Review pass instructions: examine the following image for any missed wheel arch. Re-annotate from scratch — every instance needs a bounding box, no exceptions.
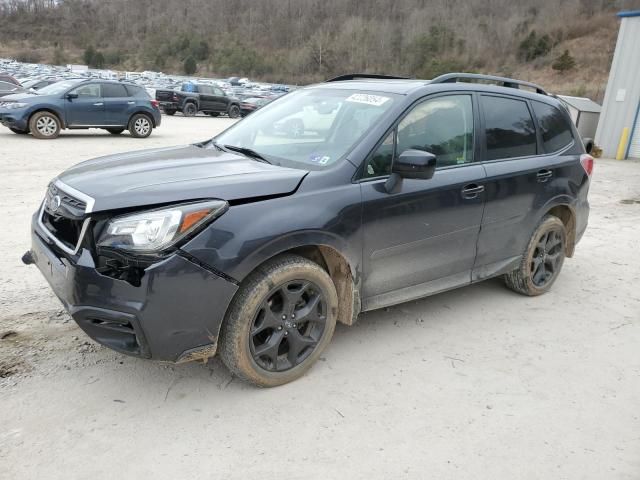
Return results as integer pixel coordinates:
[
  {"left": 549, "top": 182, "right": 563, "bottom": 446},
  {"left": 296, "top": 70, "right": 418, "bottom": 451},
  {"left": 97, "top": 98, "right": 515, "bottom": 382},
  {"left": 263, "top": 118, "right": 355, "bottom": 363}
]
[
  {"left": 28, "top": 107, "right": 65, "bottom": 128},
  {"left": 232, "top": 239, "right": 361, "bottom": 327},
  {"left": 540, "top": 199, "right": 577, "bottom": 257},
  {"left": 130, "top": 110, "right": 156, "bottom": 127}
]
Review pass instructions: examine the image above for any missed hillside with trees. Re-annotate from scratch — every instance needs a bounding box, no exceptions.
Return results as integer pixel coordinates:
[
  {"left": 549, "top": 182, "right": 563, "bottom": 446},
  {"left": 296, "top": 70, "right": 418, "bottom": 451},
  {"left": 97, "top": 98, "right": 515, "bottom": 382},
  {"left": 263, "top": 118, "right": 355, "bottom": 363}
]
[{"left": 0, "top": 0, "right": 636, "bottom": 100}]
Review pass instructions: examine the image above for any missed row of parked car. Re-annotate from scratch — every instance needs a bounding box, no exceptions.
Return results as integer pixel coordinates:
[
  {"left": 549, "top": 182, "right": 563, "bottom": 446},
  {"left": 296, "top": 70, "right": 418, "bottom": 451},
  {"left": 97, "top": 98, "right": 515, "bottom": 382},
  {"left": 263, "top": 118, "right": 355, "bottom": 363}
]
[{"left": 0, "top": 59, "right": 291, "bottom": 139}]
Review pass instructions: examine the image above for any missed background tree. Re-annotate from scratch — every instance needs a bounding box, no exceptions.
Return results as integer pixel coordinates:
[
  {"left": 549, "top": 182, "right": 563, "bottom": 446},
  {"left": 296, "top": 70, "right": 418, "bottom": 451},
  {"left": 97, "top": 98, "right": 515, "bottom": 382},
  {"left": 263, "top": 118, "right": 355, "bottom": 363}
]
[
  {"left": 183, "top": 55, "right": 197, "bottom": 75},
  {"left": 552, "top": 50, "right": 576, "bottom": 72}
]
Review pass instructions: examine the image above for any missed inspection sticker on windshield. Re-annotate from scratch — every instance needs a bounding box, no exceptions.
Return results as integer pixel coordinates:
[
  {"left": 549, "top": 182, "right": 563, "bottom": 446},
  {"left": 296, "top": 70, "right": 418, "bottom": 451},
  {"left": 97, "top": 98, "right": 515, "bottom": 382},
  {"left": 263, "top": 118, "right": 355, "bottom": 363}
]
[{"left": 345, "top": 93, "right": 390, "bottom": 106}]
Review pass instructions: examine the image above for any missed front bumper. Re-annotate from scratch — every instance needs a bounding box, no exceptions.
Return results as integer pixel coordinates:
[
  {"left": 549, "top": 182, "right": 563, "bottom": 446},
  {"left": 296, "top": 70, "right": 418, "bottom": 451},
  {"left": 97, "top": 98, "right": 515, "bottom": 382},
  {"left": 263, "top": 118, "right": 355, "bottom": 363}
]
[
  {"left": 29, "top": 218, "right": 238, "bottom": 362},
  {"left": 0, "top": 109, "right": 29, "bottom": 130}
]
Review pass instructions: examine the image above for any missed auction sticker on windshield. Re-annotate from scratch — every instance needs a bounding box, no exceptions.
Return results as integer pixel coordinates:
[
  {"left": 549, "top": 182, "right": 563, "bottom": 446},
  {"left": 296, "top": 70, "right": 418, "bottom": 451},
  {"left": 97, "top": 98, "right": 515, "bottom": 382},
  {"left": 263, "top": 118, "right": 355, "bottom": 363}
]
[{"left": 345, "top": 93, "right": 390, "bottom": 106}]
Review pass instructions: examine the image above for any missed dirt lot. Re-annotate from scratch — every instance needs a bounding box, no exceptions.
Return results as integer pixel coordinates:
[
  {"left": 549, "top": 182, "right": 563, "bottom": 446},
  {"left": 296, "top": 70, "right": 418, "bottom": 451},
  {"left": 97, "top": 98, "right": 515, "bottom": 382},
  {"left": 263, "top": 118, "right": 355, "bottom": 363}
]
[{"left": 1, "top": 115, "right": 639, "bottom": 479}]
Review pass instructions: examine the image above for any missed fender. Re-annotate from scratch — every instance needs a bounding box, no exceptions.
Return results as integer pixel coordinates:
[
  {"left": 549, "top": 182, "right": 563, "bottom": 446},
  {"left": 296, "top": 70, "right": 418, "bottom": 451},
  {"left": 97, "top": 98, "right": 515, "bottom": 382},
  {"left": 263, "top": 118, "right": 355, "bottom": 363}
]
[
  {"left": 26, "top": 104, "right": 67, "bottom": 128},
  {"left": 181, "top": 182, "right": 364, "bottom": 284}
]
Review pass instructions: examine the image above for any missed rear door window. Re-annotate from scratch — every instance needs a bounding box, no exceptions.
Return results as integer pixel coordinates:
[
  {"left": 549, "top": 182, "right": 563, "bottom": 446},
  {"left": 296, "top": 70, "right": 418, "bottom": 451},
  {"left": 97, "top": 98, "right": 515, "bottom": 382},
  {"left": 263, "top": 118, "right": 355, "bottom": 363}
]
[
  {"left": 532, "top": 101, "right": 574, "bottom": 152},
  {"left": 481, "top": 95, "right": 536, "bottom": 160}
]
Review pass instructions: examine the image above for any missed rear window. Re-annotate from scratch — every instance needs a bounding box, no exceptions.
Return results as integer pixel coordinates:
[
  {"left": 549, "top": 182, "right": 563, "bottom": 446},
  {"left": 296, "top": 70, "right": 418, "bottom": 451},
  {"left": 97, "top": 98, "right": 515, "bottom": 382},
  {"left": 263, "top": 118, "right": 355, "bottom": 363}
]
[
  {"left": 102, "top": 83, "right": 128, "bottom": 98},
  {"left": 482, "top": 95, "right": 537, "bottom": 160},
  {"left": 125, "top": 84, "right": 150, "bottom": 98},
  {"left": 532, "top": 101, "right": 574, "bottom": 152}
]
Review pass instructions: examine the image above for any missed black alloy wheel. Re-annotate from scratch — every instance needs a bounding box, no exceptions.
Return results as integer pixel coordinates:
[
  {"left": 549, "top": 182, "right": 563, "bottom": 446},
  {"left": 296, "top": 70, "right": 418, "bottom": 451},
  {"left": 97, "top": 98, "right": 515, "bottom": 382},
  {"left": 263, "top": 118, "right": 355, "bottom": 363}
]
[
  {"left": 530, "top": 228, "right": 563, "bottom": 287},
  {"left": 249, "top": 280, "right": 327, "bottom": 372}
]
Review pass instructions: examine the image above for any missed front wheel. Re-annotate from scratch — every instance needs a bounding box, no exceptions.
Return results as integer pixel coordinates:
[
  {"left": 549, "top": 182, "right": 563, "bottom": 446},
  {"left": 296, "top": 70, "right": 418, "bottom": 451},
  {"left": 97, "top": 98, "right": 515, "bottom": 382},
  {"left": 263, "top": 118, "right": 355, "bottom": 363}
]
[
  {"left": 128, "top": 114, "right": 153, "bottom": 138},
  {"left": 504, "top": 215, "right": 566, "bottom": 296},
  {"left": 227, "top": 104, "right": 240, "bottom": 119},
  {"left": 219, "top": 254, "right": 338, "bottom": 387},
  {"left": 29, "top": 111, "right": 61, "bottom": 139}
]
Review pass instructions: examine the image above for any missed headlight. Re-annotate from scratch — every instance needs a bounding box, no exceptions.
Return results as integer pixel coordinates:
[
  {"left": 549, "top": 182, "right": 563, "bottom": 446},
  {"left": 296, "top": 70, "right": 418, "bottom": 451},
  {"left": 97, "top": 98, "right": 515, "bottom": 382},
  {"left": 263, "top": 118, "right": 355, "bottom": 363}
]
[
  {"left": 97, "top": 200, "right": 227, "bottom": 253},
  {"left": 1, "top": 102, "right": 28, "bottom": 109}
]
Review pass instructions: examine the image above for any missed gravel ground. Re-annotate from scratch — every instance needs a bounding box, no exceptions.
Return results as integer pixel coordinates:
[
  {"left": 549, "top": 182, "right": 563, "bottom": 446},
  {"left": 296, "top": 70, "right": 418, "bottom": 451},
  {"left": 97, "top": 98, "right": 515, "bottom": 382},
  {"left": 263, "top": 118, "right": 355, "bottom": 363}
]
[{"left": 1, "top": 115, "right": 639, "bottom": 479}]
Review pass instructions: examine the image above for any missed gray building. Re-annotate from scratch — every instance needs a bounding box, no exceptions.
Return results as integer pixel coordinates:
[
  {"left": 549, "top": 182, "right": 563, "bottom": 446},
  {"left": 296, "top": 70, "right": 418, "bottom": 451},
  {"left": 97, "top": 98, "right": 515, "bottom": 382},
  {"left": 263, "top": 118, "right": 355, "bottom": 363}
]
[{"left": 595, "top": 10, "right": 640, "bottom": 159}]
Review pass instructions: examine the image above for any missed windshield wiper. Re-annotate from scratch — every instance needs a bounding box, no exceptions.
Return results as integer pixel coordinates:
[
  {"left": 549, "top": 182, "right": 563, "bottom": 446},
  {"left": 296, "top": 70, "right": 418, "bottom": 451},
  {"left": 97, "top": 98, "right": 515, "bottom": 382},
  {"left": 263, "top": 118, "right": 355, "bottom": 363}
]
[{"left": 223, "top": 144, "right": 271, "bottom": 164}]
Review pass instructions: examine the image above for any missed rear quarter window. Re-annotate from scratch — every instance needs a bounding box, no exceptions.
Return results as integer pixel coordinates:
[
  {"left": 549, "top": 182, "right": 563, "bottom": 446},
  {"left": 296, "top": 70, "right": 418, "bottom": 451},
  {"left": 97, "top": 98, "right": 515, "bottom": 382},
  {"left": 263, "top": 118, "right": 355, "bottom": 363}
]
[
  {"left": 125, "top": 85, "right": 150, "bottom": 98},
  {"left": 532, "top": 101, "right": 574, "bottom": 152}
]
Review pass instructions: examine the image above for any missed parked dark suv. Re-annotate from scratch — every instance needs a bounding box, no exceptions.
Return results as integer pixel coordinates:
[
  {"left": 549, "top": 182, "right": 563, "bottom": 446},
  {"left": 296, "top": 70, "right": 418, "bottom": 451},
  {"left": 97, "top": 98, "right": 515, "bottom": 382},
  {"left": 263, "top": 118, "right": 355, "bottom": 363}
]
[
  {"left": 0, "top": 79, "right": 161, "bottom": 139},
  {"left": 24, "top": 73, "right": 593, "bottom": 386}
]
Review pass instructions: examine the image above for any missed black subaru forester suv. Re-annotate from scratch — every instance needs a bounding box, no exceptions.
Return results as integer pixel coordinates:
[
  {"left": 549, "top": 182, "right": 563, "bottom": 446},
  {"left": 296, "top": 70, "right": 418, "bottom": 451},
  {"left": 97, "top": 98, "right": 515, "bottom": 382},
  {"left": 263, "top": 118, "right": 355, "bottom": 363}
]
[{"left": 24, "top": 73, "right": 593, "bottom": 386}]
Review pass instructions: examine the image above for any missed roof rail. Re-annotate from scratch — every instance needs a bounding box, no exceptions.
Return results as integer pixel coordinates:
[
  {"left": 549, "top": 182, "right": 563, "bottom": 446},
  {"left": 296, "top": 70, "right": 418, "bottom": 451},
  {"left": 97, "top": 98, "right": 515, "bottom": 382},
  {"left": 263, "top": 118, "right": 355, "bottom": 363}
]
[
  {"left": 326, "top": 73, "right": 410, "bottom": 82},
  {"left": 430, "top": 73, "right": 548, "bottom": 95}
]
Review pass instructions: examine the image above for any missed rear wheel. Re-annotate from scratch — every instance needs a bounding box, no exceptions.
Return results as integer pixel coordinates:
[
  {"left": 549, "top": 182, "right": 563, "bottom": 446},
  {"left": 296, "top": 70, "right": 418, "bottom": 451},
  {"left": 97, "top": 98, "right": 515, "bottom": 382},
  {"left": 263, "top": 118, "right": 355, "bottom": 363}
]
[
  {"left": 219, "top": 254, "right": 338, "bottom": 387},
  {"left": 228, "top": 104, "right": 240, "bottom": 119},
  {"left": 182, "top": 102, "right": 197, "bottom": 117},
  {"left": 504, "top": 215, "right": 566, "bottom": 296},
  {"left": 106, "top": 128, "right": 125, "bottom": 135},
  {"left": 29, "top": 111, "right": 61, "bottom": 139},
  {"left": 128, "top": 114, "right": 153, "bottom": 138},
  {"left": 9, "top": 127, "right": 29, "bottom": 135}
]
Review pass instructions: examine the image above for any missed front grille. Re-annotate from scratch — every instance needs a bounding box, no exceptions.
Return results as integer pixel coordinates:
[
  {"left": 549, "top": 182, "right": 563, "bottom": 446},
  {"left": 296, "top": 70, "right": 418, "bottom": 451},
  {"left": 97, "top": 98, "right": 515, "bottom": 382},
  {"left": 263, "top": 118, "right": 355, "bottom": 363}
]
[
  {"left": 39, "top": 182, "right": 91, "bottom": 254},
  {"left": 41, "top": 210, "right": 84, "bottom": 250},
  {"left": 46, "top": 183, "right": 87, "bottom": 216}
]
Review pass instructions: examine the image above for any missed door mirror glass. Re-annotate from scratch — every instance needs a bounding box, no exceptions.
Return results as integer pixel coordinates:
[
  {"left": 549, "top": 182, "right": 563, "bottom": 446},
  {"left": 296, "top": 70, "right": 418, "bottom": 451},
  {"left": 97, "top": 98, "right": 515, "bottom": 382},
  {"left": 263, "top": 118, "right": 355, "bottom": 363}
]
[
  {"left": 66, "top": 92, "right": 78, "bottom": 100},
  {"left": 392, "top": 149, "right": 436, "bottom": 179}
]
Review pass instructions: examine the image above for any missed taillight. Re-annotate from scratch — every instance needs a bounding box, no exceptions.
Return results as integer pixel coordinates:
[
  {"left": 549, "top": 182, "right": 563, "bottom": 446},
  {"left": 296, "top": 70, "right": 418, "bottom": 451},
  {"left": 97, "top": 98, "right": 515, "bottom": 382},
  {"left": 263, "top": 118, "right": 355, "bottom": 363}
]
[
  {"left": 151, "top": 100, "right": 159, "bottom": 109},
  {"left": 580, "top": 154, "right": 594, "bottom": 177}
]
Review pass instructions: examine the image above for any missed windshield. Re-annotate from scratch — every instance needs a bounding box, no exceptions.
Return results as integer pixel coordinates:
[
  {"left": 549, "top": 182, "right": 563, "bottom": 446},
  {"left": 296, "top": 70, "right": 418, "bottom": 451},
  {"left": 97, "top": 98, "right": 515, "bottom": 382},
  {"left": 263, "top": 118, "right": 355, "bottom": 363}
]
[
  {"left": 37, "top": 79, "right": 84, "bottom": 95},
  {"left": 214, "top": 88, "right": 398, "bottom": 169}
]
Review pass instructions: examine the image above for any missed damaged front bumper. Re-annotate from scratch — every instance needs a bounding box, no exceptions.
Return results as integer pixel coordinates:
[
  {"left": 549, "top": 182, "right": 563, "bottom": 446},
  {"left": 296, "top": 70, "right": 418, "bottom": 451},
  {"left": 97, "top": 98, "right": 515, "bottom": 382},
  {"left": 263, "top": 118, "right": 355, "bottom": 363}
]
[{"left": 27, "top": 216, "right": 238, "bottom": 363}]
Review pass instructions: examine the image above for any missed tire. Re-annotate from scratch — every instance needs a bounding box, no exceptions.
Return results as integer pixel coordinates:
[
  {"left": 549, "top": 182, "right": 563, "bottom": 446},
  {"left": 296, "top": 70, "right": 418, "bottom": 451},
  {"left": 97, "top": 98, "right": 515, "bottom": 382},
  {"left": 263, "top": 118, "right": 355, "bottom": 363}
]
[
  {"left": 163, "top": 108, "right": 176, "bottom": 116},
  {"left": 182, "top": 102, "right": 197, "bottom": 117},
  {"left": 228, "top": 104, "right": 240, "bottom": 119},
  {"left": 219, "top": 254, "right": 338, "bottom": 387},
  {"left": 128, "top": 114, "right": 153, "bottom": 138},
  {"left": 504, "top": 215, "right": 566, "bottom": 296},
  {"left": 29, "top": 111, "right": 61, "bottom": 139},
  {"left": 9, "top": 127, "right": 29, "bottom": 134},
  {"left": 106, "top": 128, "right": 125, "bottom": 135}
]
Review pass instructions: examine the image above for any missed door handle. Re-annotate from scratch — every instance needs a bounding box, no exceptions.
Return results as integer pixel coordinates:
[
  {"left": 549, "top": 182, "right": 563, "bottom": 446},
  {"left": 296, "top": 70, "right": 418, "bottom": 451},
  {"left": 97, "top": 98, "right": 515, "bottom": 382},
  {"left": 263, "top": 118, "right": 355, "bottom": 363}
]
[
  {"left": 93, "top": 102, "right": 104, "bottom": 106},
  {"left": 537, "top": 169, "right": 553, "bottom": 182},
  {"left": 461, "top": 184, "right": 485, "bottom": 199},
  {"left": 127, "top": 101, "right": 136, "bottom": 105}
]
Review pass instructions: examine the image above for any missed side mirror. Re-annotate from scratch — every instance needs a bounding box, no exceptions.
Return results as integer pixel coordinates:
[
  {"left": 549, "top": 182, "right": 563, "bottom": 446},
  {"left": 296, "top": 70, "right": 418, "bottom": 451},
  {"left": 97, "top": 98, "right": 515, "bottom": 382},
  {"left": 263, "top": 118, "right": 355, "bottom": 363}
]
[
  {"left": 393, "top": 149, "right": 436, "bottom": 179},
  {"left": 66, "top": 93, "right": 78, "bottom": 100},
  {"left": 384, "top": 149, "right": 436, "bottom": 193}
]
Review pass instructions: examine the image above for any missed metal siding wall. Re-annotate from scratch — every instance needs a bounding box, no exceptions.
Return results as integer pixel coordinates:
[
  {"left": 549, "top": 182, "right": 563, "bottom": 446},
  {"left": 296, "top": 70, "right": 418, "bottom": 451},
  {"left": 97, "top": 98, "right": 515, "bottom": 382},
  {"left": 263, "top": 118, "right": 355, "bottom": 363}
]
[
  {"left": 595, "top": 16, "right": 640, "bottom": 158},
  {"left": 629, "top": 109, "right": 640, "bottom": 158}
]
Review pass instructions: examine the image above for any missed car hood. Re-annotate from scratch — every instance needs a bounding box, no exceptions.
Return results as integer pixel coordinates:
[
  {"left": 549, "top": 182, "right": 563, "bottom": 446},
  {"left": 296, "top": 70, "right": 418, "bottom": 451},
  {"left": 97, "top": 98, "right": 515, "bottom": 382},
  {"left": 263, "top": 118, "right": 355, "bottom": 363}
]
[
  {"left": 57, "top": 144, "right": 308, "bottom": 213},
  {"left": 0, "top": 92, "right": 40, "bottom": 102}
]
